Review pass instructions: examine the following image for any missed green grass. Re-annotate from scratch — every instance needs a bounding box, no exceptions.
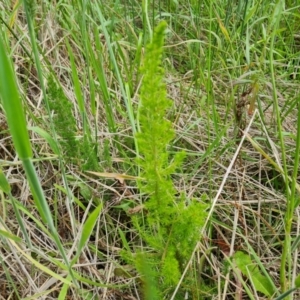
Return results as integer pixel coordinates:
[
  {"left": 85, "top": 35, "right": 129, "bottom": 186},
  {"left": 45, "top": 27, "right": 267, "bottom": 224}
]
[{"left": 0, "top": 0, "right": 300, "bottom": 299}]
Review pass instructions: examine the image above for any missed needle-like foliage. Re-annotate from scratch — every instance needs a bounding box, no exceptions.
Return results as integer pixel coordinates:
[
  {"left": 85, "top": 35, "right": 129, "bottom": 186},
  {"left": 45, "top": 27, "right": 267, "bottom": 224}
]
[{"left": 135, "top": 21, "right": 207, "bottom": 298}]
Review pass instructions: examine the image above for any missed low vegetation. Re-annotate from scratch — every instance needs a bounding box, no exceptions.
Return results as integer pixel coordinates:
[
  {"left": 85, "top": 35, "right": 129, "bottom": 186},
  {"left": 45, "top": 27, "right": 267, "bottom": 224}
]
[{"left": 0, "top": 0, "right": 299, "bottom": 299}]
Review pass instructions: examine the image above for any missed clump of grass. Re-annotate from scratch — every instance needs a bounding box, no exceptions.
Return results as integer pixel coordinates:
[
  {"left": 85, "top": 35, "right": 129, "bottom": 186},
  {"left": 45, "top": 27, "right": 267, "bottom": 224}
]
[
  {"left": 1, "top": 0, "right": 300, "bottom": 299},
  {"left": 132, "top": 21, "right": 207, "bottom": 298}
]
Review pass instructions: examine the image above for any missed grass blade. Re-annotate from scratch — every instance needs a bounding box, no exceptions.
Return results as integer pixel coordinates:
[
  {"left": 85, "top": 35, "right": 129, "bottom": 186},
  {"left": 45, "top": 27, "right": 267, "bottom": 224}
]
[
  {"left": 0, "top": 37, "right": 32, "bottom": 159},
  {"left": 71, "top": 203, "right": 103, "bottom": 266}
]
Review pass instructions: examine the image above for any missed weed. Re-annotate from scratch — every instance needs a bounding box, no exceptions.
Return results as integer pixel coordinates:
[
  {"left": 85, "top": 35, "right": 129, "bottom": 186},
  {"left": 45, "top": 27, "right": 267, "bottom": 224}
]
[
  {"left": 133, "top": 21, "right": 207, "bottom": 298},
  {"left": 47, "top": 75, "right": 78, "bottom": 160},
  {"left": 47, "top": 75, "right": 99, "bottom": 171}
]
